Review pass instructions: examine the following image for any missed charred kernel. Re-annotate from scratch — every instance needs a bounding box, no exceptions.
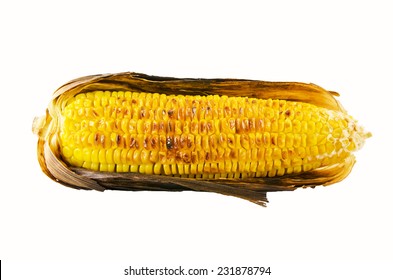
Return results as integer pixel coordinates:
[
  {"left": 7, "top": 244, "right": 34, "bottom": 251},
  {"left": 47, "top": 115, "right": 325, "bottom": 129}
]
[
  {"left": 167, "top": 109, "right": 175, "bottom": 118},
  {"left": 166, "top": 136, "right": 174, "bottom": 150},
  {"left": 116, "top": 134, "right": 122, "bottom": 145},
  {"left": 271, "top": 133, "right": 277, "bottom": 146},
  {"left": 172, "top": 135, "right": 179, "bottom": 149},
  {"left": 150, "top": 135, "right": 158, "bottom": 149}
]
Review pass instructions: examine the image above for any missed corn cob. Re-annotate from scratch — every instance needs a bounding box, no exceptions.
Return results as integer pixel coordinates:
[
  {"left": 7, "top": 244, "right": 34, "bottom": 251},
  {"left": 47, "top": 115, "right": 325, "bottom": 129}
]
[{"left": 33, "top": 72, "right": 370, "bottom": 206}]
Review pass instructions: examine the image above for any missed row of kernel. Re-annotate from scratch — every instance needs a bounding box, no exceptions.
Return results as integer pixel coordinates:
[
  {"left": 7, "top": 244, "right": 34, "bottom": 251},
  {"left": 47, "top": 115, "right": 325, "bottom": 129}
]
[
  {"left": 64, "top": 144, "right": 334, "bottom": 169},
  {"left": 63, "top": 129, "right": 331, "bottom": 156},
  {"left": 73, "top": 92, "right": 328, "bottom": 126},
  {"left": 76, "top": 91, "right": 329, "bottom": 123},
  {"left": 83, "top": 92, "right": 277, "bottom": 120},
  {"left": 74, "top": 160, "right": 328, "bottom": 177},
  {"left": 71, "top": 113, "right": 329, "bottom": 136},
  {"left": 72, "top": 154, "right": 329, "bottom": 177}
]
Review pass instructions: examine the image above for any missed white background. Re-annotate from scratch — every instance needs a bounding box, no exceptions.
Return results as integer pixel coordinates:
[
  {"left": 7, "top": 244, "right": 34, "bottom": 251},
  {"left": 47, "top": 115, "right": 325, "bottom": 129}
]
[{"left": 1, "top": 0, "right": 392, "bottom": 279}]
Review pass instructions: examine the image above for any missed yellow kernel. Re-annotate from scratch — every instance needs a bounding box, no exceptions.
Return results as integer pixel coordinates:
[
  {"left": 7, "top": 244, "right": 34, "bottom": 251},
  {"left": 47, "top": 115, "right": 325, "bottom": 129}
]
[
  {"left": 312, "top": 162, "right": 321, "bottom": 169},
  {"left": 82, "top": 148, "right": 91, "bottom": 162},
  {"left": 140, "top": 149, "right": 150, "bottom": 164},
  {"left": 224, "top": 160, "right": 232, "bottom": 173},
  {"left": 116, "top": 164, "right": 123, "bottom": 172},
  {"left": 278, "top": 119, "right": 285, "bottom": 132},
  {"left": 293, "top": 165, "right": 302, "bottom": 173},
  {"left": 150, "top": 150, "right": 159, "bottom": 162},
  {"left": 184, "top": 164, "right": 190, "bottom": 174},
  {"left": 284, "top": 118, "right": 293, "bottom": 132},
  {"left": 303, "top": 163, "right": 313, "bottom": 172},
  {"left": 277, "top": 133, "right": 285, "bottom": 148},
  {"left": 144, "top": 164, "right": 154, "bottom": 174},
  {"left": 263, "top": 132, "right": 271, "bottom": 147},
  {"left": 113, "top": 149, "right": 121, "bottom": 164},
  {"left": 99, "top": 149, "right": 106, "bottom": 163},
  {"left": 286, "top": 133, "right": 294, "bottom": 148},
  {"left": 265, "top": 160, "right": 273, "bottom": 171},
  {"left": 267, "top": 169, "right": 276, "bottom": 177},
  {"left": 257, "top": 161, "right": 265, "bottom": 172},
  {"left": 273, "top": 159, "right": 281, "bottom": 169},
  {"left": 271, "top": 120, "right": 278, "bottom": 132},
  {"left": 120, "top": 149, "right": 128, "bottom": 164},
  {"left": 73, "top": 148, "right": 83, "bottom": 162},
  {"left": 130, "top": 164, "right": 139, "bottom": 172},
  {"left": 293, "top": 134, "right": 301, "bottom": 147},
  {"left": 250, "top": 161, "right": 257, "bottom": 172},
  {"left": 272, "top": 147, "right": 282, "bottom": 160},
  {"left": 177, "top": 164, "right": 184, "bottom": 175},
  {"left": 326, "top": 142, "right": 335, "bottom": 154},
  {"left": 293, "top": 119, "right": 301, "bottom": 133},
  {"left": 190, "top": 164, "right": 197, "bottom": 174},
  {"left": 62, "top": 146, "right": 73, "bottom": 158},
  {"left": 307, "top": 121, "right": 315, "bottom": 133},
  {"left": 82, "top": 161, "right": 91, "bottom": 169},
  {"left": 171, "top": 164, "right": 177, "bottom": 174},
  {"left": 333, "top": 128, "right": 342, "bottom": 138},
  {"left": 306, "top": 134, "right": 317, "bottom": 146},
  {"left": 211, "top": 163, "right": 219, "bottom": 173},
  {"left": 277, "top": 168, "right": 286, "bottom": 176},
  {"left": 100, "top": 163, "right": 108, "bottom": 171},
  {"left": 133, "top": 150, "right": 141, "bottom": 164},
  {"left": 282, "top": 158, "right": 291, "bottom": 168},
  {"left": 107, "top": 163, "right": 115, "bottom": 172},
  {"left": 106, "top": 149, "right": 114, "bottom": 164},
  {"left": 153, "top": 163, "right": 162, "bottom": 174},
  {"left": 317, "top": 134, "right": 327, "bottom": 145}
]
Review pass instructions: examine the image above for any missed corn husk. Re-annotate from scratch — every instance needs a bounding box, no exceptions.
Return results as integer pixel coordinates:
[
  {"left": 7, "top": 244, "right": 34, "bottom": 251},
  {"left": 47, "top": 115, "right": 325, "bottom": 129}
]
[{"left": 33, "top": 72, "right": 362, "bottom": 206}]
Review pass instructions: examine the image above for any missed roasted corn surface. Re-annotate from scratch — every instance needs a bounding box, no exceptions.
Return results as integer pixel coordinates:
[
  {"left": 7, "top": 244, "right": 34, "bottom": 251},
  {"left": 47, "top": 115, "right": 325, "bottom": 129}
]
[{"left": 59, "top": 90, "right": 369, "bottom": 179}]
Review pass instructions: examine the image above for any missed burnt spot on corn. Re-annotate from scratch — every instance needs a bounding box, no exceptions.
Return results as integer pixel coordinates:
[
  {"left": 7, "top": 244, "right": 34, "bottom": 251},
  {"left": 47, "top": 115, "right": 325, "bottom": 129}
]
[
  {"left": 168, "top": 109, "right": 175, "bottom": 118},
  {"left": 166, "top": 136, "right": 174, "bottom": 150}
]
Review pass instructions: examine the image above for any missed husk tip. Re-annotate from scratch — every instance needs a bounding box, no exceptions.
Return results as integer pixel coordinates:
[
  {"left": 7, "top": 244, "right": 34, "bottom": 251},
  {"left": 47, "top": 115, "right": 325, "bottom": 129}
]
[{"left": 32, "top": 115, "right": 47, "bottom": 136}]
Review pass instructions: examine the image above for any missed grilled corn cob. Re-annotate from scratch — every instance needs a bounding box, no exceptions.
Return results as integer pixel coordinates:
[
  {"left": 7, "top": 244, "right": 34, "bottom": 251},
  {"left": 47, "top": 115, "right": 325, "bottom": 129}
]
[{"left": 33, "top": 72, "right": 370, "bottom": 206}]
